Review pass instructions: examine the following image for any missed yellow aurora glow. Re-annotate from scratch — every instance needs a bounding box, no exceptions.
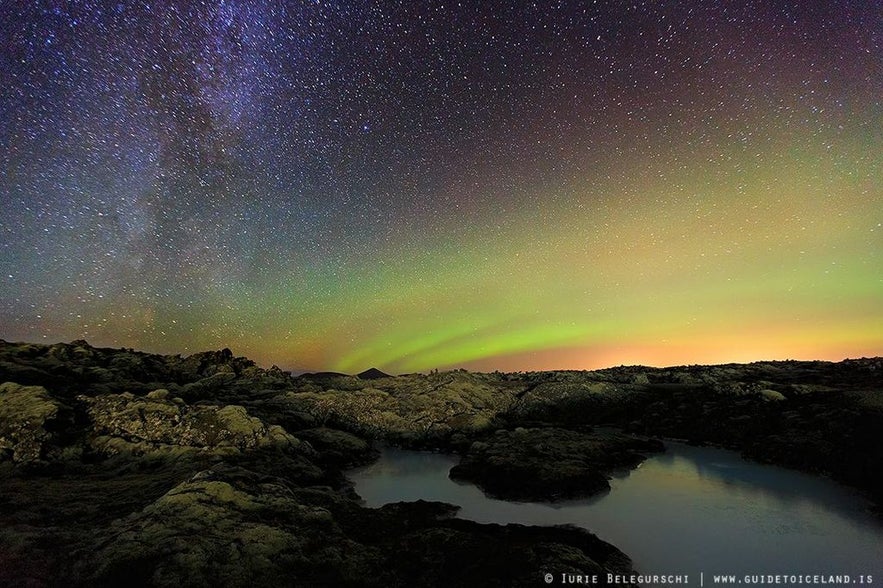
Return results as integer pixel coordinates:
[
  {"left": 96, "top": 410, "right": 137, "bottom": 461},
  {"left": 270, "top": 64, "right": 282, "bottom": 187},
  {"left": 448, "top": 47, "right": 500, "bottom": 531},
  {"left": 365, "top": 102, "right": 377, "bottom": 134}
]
[
  {"left": 247, "top": 130, "right": 881, "bottom": 373},
  {"left": 4, "top": 2, "right": 880, "bottom": 373}
]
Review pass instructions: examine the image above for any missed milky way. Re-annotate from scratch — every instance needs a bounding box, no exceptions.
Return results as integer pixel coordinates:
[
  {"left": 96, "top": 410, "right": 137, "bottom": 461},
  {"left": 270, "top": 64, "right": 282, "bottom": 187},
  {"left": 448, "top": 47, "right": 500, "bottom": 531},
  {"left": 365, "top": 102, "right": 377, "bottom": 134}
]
[{"left": 1, "top": 1, "right": 881, "bottom": 373}]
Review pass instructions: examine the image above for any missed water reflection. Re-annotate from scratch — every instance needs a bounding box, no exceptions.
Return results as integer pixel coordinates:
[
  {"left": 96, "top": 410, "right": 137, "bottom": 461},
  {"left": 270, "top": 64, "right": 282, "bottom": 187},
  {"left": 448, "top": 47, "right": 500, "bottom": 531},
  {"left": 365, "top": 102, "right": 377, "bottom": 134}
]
[{"left": 348, "top": 442, "right": 883, "bottom": 581}]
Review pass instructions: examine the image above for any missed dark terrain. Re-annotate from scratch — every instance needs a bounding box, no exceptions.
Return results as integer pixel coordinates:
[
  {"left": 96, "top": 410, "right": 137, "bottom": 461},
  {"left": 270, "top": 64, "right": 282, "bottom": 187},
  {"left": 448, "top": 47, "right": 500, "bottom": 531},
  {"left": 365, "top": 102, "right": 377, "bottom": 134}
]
[{"left": 1, "top": 339, "right": 881, "bottom": 587}]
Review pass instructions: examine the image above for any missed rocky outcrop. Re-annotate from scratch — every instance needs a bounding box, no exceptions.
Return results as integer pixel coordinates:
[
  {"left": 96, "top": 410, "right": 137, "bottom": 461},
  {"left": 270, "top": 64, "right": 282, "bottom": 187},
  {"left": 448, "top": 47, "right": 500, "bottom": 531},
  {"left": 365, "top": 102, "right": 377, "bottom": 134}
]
[
  {"left": 80, "top": 465, "right": 637, "bottom": 587},
  {"left": 0, "top": 339, "right": 293, "bottom": 401},
  {"left": 0, "top": 340, "right": 882, "bottom": 586},
  {"left": 282, "top": 370, "right": 520, "bottom": 442},
  {"left": 79, "top": 392, "right": 301, "bottom": 456},
  {"left": 507, "top": 379, "right": 636, "bottom": 423},
  {"left": 355, "top": 501, "right": 637, "bottom": 587},
  {"left": 82, "top": 466, "right": 374, "bottom": 587},
  {"left": 449, "top": 427, "right": 664, "bottom": 501},
  {"left": 0, "top": 382, "right": 70, "bottom": 464},
  {"left": 294, "top": 427, "right": 377, "bottom": 467}
]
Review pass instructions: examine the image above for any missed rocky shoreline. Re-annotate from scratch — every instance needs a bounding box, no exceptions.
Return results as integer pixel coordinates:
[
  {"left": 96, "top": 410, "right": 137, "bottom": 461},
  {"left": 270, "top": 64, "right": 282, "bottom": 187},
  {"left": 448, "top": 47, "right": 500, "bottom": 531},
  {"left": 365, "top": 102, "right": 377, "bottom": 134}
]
[{"left": 1, "top": 339, "right": 881, "bottom": 586}]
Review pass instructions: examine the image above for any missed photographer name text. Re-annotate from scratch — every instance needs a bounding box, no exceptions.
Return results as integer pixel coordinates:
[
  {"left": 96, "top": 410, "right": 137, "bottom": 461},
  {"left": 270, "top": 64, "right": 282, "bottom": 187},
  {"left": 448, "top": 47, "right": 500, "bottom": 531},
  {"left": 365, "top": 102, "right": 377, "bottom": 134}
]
[{"left": 546, "top": 572, "right": 874, "bottom": 586}]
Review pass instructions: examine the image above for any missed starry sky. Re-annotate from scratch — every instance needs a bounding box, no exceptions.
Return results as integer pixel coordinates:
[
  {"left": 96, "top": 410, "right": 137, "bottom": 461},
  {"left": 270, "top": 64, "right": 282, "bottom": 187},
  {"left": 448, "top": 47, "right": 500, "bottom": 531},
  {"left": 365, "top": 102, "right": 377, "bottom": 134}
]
[{"left": 1, "top": 0, "right": 881, "bottom": 374}]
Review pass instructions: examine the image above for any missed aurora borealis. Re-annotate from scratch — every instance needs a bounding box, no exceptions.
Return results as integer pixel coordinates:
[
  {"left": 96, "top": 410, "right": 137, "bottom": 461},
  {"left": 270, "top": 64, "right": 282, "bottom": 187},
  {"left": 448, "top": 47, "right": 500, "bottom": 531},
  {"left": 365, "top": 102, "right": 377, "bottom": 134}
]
[{"left": 1, "top": 1, "right": 881, "bottom": 374}]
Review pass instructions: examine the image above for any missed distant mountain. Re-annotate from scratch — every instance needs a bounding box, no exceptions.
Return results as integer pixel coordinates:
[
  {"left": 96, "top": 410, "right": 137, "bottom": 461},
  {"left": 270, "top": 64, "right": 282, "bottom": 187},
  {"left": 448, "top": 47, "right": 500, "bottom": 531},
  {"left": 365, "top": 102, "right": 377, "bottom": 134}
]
[{"left": 357, "top": 367, "right": 392, "bottom": 380}]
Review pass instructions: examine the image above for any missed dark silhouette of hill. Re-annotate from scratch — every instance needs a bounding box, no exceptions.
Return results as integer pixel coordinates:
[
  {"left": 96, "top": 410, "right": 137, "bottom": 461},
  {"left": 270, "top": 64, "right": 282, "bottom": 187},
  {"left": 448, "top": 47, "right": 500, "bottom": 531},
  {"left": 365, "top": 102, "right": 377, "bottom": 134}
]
[
  {"left": 357, "top": 367, "right": 392, "bottom": 380},
  {"left": 301, "top": 370, "right": 350, "bottom": 379}
]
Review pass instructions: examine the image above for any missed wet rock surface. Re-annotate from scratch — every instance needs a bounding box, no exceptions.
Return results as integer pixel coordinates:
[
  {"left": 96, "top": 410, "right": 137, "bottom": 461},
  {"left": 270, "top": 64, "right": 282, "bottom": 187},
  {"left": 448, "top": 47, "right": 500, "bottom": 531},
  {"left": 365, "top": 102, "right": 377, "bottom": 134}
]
[{"left": 0, "top": 339, "right": 881, "bottom": 586}]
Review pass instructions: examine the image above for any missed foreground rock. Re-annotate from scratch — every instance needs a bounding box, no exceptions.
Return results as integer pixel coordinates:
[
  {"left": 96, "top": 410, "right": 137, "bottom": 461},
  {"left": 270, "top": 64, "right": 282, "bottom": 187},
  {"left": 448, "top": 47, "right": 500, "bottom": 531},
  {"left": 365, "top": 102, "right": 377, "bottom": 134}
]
[
  {"left": 0, "top": 345, "right": 638, "bottom": 586},
  {"left": 294, "top": 426, "right": 377, "bottom": 467},
  {"left": 81, "top": 465, "right": 373, "bottom": 587},
  {"left": 0, "top": 382, "right": 72, "bottom": 464},
  {"left": 80, "top": 391, "right": 300, "bottom": 457},
  {"left": 0, "top": 339, "right": 881, "bottom": 586},
  {"left": 78, "top": 465, "right": 636, "bottom": 587},
  {"left": 281, "top": 369, "right": 521, "bottom": 443},
  {"left": 450, "top": 427, "right": 664, "bottom": 501}
]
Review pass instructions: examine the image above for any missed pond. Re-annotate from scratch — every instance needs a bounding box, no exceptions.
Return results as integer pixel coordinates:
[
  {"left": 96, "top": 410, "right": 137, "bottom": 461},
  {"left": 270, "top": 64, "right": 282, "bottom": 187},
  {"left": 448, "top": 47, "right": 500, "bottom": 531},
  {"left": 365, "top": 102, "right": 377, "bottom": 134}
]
[{"left": 348, "top": 442, "right": 883, "bottom": 583}]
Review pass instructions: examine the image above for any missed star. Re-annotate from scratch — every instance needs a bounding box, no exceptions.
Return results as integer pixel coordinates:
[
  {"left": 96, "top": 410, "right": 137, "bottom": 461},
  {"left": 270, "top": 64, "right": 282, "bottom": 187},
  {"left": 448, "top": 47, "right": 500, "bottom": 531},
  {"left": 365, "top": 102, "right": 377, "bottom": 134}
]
[{"left": 0, "top": 0, "right": 879, "bottom": 372}]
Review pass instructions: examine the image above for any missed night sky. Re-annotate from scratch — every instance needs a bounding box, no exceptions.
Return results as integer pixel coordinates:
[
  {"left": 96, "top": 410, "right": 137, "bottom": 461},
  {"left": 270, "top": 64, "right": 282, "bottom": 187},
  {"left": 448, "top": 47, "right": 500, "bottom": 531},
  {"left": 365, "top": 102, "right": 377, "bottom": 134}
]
[{"left": 1, "top": 1, "right": 881, "bottom": 373}]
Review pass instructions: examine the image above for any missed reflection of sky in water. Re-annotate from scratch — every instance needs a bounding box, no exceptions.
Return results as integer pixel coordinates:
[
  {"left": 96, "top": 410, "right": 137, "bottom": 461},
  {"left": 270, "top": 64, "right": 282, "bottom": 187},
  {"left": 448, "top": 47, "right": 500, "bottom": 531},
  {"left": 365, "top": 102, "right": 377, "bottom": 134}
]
[{"left": 348, "top": 443, "right": 883, "bottom": 581}]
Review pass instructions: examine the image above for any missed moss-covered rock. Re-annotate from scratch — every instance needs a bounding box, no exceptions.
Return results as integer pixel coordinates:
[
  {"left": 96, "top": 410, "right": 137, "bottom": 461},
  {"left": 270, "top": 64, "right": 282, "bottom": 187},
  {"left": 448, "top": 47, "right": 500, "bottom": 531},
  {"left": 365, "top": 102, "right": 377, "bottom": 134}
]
[
  {"left": 82, "top": 466, "right": 375, "bottom": 587},
  {"left": 79, "top": 393, "right": 302, "bottom": 455},
  {"left": 450, "top": 427, "right": 663, "bottom": 501},
  {"left": 1, "top": 340, "right": 882, "bottom": 585},
  {"left": 281, "top": 370, "right": 519, "bottom": 442},
  {"left": 294, "top": 427, "right": 376, "bottom": 467},
  {"left": 0, "top": 382, "right": 70, "bottom": 463}
]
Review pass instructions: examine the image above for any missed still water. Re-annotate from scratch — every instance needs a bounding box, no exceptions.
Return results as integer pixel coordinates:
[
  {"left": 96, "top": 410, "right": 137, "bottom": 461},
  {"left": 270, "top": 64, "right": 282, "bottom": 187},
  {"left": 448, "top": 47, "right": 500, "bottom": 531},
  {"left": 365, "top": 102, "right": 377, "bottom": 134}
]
[{"left": 348, "top": 442, "right": 883, "bottom": 582}]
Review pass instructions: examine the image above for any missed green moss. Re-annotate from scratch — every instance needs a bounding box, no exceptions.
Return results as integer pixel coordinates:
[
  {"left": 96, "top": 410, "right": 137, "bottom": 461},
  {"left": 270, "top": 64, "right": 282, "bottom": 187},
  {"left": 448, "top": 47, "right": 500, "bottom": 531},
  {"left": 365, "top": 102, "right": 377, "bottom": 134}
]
[{"left": 0, "top": 382, "right": 64, "bottom": 463}]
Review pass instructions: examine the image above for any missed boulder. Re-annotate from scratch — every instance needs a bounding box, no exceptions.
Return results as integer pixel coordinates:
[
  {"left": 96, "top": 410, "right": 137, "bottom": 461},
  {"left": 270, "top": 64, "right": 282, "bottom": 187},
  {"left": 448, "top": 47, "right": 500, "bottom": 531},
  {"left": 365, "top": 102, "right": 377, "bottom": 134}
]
[
  {"left": 79, "top": 393, "right": 301, "bottom": 454},
  {"left": 0, "top": 382, "right": 69, "bottom": 463},
  {"left": 294, "top": 427, "right": 376, "bottom": 466},
  {"left": 82, "top": 466, "right": 373, "bottom": 587},
  {"left": 450, "top": 428, "right": 663, "bottom": 501}
]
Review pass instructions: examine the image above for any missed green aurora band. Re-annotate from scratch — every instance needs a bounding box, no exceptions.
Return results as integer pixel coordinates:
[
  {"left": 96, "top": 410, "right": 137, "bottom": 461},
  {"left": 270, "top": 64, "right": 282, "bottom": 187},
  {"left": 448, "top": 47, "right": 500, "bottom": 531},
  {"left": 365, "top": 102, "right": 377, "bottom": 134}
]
[
  {"left": 4, "top": 1, "right": 881, "bottom": 373},
  {"left": 214, "top": 128, "right": 881, "bottom": 372}
]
